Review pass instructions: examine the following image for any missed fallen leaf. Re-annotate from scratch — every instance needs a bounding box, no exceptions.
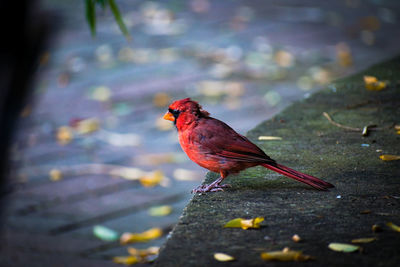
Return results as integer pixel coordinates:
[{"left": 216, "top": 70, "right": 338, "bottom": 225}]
[
  {"left": 360, "top": 210, "right": 371, "bottom": 214},
  {"left": 140, "top": 170, "right": 164, "bottom": 187},
  {"left": 91, "top": 86, "right": 111, "bottom": 102},
  {"left": 258, "top": 136, "right": 282, "bottom": 141},
  {"left": 49, "top": 169, "right": 62, "bottom": 181},
  {"left": 109, "top": 167, "right": 145, "bottom": 180},
  {"left": 153, "top": 92, "right": 171, "bottom": 107},
  {"left": 74, "top": 118, "right": 100, "bottom": 134},
  {"left": 363, "top": 76, "right": 387, "bottom": 91},
  {"left": 379, "top": 155, "right": 400, "bottom": 161},
  {"left": 113, "top": 256, "right": 138, "bottom": 265},
  {"left": 120, "top": 228, "right": 162, "bottom": 244},
  {"left": 328, "top": 243, "right": 359, "bottom": 253},
  {"left": 351, "top": 237, "right": 376, "bottom": 244},
  {"left": 292, "top": 234, "right": 301, "bottom": 242},
  {"left": 224, "top": 217, "right": 264, "bottom": 230},
  {"left": 148, "top": 205, "right": 172, "bottom": 216},
  {"left": 128, "top": 246, "right": 160, "bottom": 258},
  {"left": 372, "top": 224, "right": 382, "bottom": 232},
  {"left": 386, "top": 222, "right": 400, "bottom": 232},
  {"left": 93, "top": 225, "right": 119, "bottom": 241},
  {"left": 214, "top": 253, "right": 235, "bottom": 262},
  {"left": 261, "top": 248, "right": 312, "bottom": 261},
  {"left": 336, "top": 42, "right": 353, "bottom": 67},
  {"left": 274, "top": 50, "right": 294, "bottom": 68},
  {"left": 56, "top": 126, "right": 73, "bottom": 145}
]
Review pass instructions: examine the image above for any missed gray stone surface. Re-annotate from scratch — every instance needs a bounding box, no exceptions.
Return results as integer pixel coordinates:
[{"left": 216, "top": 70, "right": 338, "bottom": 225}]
[{"left": 155, "top": 57, "right": 400, "bottom": 266}]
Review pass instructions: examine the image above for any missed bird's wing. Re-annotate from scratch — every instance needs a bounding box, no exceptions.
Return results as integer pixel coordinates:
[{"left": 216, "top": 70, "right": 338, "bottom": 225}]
[{"left": 191, "top": 118, "right": 275, "bottom": 164}]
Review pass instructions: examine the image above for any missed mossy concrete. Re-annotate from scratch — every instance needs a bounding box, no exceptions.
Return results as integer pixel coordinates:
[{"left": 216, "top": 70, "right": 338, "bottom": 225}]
[{"left": 155, "top": 57, "right": 400, "bottom": 267}]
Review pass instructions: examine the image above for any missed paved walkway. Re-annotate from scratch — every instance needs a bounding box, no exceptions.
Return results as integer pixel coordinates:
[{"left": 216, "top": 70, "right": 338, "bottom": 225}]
[{"left": 1, "top": 0, "right": 400, "bottom": 266}]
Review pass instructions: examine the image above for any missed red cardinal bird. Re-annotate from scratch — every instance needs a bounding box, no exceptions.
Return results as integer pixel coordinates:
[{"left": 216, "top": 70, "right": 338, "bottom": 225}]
[{"left": 163, "top": 98, "right": 334, "bottom": 193}]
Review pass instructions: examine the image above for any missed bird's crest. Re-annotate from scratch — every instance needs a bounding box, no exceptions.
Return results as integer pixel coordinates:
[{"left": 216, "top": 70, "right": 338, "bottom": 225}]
[{"left": 169, "top": 98, "right": 210, "bottom": 117}]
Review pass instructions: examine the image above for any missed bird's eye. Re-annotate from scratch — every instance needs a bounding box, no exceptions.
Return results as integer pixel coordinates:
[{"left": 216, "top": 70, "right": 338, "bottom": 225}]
[{"left": 169, "top": 108, "right": 181, "bottom": 118}]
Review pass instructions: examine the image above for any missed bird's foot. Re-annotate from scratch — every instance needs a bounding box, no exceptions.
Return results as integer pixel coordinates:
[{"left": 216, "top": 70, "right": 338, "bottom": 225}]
[{"left": 191, "top": 183, "right": 231, "bottom": 193}]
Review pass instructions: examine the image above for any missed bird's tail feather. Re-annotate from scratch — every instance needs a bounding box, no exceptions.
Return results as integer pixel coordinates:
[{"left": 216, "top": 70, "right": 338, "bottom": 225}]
[{"left": 261, "top": 163, "right": 334, "bottom": 190}]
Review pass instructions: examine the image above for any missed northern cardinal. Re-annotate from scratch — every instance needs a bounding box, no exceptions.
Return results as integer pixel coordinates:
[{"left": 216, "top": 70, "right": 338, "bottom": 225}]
[{"left": 163, "top": 98, "right": 334, "bottom": 193}]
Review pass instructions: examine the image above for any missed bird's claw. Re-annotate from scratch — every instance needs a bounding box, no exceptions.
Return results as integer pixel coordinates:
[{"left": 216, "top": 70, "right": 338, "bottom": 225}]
[{"left": 191, "top": 183, "right": 231, "bottom": 193}]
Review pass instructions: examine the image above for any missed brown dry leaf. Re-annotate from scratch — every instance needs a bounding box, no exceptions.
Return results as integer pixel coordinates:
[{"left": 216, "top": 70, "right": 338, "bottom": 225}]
[
  {"left": 56, "top": 126, "right": 73, "bottom": 145},
  {"left": 214, "top": 253, "right": 235, "bottom": 262},
  {"left": 261, "top": 248, "right": 312, "bottom": 261},
  {"left": 274, "top": 50, "right": 294, "bottom": 68},
  {"left": 292, "top": 234, "right": 301, "bottom": 242},
  {"left": 379, "top": 155, "right": 400, "bottom": 161},
  {"left": 120, "top": 228, "right": 162, "bottom": 244},
  {"left": 363, "top": 76, "right": 387, "bottom": 91},
  {"left": 153, "top": 92, "right": 171, "bottom": 107},
  {"left": 351, "top": 237, "right": 376, "bottom": 244},
  {"left": 224, "top": 217, "right": 264, "bottom": 230},
  {"left": 386, "top": 222, "right": 400, "bottom": 232},
  {"left": 372, "top": 224, "right": 382, "bottom": 232},
  {"left": 140, "top": 170, "right": 164, "bottom": 187},
  {"left": 49, "top": 169, "right": 62, "bottom": 182},
  {"left": 336, "top": 42, "right": 353, "bottom": 67},
  {"left": 113, "top": 256, "right": 138, "bottom": 265}
]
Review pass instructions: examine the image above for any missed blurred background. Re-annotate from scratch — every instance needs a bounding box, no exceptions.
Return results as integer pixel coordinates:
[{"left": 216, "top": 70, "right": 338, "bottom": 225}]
[{"left": 1, "top": 0, "right": 400, "bottom": 266}]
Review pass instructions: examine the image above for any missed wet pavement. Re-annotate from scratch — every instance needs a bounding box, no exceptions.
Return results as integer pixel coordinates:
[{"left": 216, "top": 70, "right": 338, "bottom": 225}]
[{"left": 1, "top": 0, "right": 400, "bottom": 266}]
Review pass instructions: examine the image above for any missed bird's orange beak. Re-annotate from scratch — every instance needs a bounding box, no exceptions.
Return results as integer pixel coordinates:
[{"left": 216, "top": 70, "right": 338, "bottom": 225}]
[{"left": 163, "top": 111, "right": 175, "bottom": 121}]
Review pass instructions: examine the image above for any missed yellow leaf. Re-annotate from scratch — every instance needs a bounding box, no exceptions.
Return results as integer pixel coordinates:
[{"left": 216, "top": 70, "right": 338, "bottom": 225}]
[
  {"left": 328, "top": 243, "right": 359, "bottom": 253},
  {"left": 140, "top": 170, "right": 164, "bottom": 187},
  {"left": 224, "top": 217, "right": 264, "bottom": 230},
  {"left": 214, "top": 253, "right": 235, "bottom": 262},
  {"left": 91, "top": 86, "right": 111, "bottom": 102},
  {"left": 49, "top": 169, "right": 62, "bottom": 181},
  {"left": 258, "top": 136, "right": 283, "bottom": 141},
  {"left": 379, "top": 155, "right": 400, "bottom": 161},
  {"left": 120, "top": 228, "right": 162, "bottom": 244},
  {"left": 351, "top": 237, "right": 376, "bottom": 244},
  {"left": 148, "top": 205, "right": 172, "bottom": 216},
  {"left": 386, "top": 222, "right": 400, "bottom": 232},
  {"left": 113, "top": 256, "right": 138, "bottom": 265},
  {"left": 363, "top": 75, "right": 387, "bottom": 91},
  {"left": 128, "top": 246, "right": 160, "bottom": 257},
  {"left": 56, "top": 126, "right": 73, "bottom": 145},
  {"left": 74, "top": 118, "right": 100, "bottom": 134},
  {"left": 261, "top": 248, "right": 312, "bottom": 261}
]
